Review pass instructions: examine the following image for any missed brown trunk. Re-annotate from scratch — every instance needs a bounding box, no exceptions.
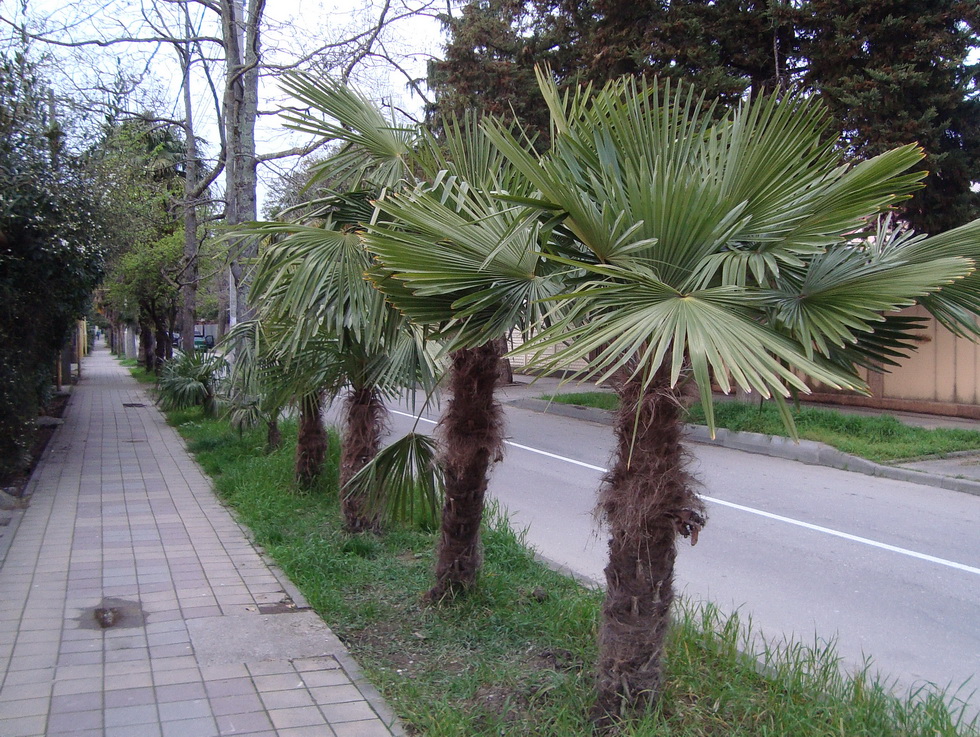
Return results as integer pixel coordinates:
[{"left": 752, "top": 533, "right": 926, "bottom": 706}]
[
  {"left": 340, "top": 387, "right": 387, "bottom": 532},
  {"left": 153, "top": 319, "right": 169, "bottom": 371},
  {"left": 427, "top": 339, "right": 506, "bottom": 600},
  {"left": 593, "top": 372, "right": 706, "bottom": 726},
  {"left": 138, "top": 320, "right": 155, "bottom": 372},
  {"left": 265, "top": 418, "right": 282, "bottom": 453},
  {"left": 295, "top": 391, "right": 327, "bottom": 487}
]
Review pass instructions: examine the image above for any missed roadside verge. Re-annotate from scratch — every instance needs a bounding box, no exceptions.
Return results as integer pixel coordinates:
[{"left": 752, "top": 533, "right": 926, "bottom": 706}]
[{"left": 508, "top": 397, "right": 980, "bottom": 498}]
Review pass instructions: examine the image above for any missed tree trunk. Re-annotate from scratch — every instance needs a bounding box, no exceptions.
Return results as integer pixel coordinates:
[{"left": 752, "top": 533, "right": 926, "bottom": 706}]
[
  {"left": 179, "top": 22, "right": 200, "bottom": 356},
  {"left": 593, "top": 373, "right": 706, "bottom": 725},
  {"left": 265, "top": 417, "right": 282, "bottom": 453},
  {"left": 153, "top": 313, "right": 169, "bottom": 371},
  {"left": 221, "top": 0, "right": 261, "bottom": 325},
  {"left": 138, "top": 319, "right": 155, "bottom": 372},
  {"left": 340, "top": 386, "right": 387, "bottom": 532},
  {"left": 295, "top": 391, "right": 327, "bottom": 487},
  {"left": 427, "top": 339, "right": 506, "bottom": 600}
]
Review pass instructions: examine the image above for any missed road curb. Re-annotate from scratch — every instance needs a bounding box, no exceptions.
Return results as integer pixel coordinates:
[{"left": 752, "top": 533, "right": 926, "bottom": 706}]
[{"left": 508, "top": 398, "right": 980, "bottom": 498}]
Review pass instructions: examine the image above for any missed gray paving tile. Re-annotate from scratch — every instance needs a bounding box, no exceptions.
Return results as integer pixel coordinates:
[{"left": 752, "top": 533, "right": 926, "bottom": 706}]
[
  {"left": 49, "top": 690, "right": 103, "bottom": 712},
  {"left": 268, "top": 705, "right": 325, "bottom": 730},
  {"left": 104, "top": 703, "right": 159, "bottom": 727},
  {"left": 206, "top": 677, "right": 258, "bottom": 699},
  {"left": 260, "top": 687, "right": 316, "bottom": 710},
  {"left": 332, "top": 721, "right": 396, "bottom": 737},
  {"left": 159, "top": 716, "right": 220, "bottom": 737},
  {"left": 216, "top": 710, "right": 275, "bottom": 735},
  {"left": 319, "top": 700, "right": 379, "bottom": 724},
  {"left": 0, "top": 348, "right": 402, "bottom": 737},
  {"left": 157, "top": 697, "right": 211, "bottom": 721}
]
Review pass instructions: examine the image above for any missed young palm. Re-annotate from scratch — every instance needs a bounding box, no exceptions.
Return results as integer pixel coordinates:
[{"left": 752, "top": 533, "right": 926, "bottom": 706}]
[
  {"left": 364, "top": 151, "right": 562, "bottom": 596},
  {"left": 485, "top": 72, "right": 980, "bottom": 721},
  {"left": 279, "top": 75, "right": 562, "bottom": 594},
  {"left": 249, "top": 193, "right": 441, "bottom": 529}
]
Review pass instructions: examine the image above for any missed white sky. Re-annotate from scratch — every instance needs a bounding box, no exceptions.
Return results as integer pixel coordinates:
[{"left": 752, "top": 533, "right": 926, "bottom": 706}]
[{"left": 4, "top": 0, "right": 446, "bottom": 208}]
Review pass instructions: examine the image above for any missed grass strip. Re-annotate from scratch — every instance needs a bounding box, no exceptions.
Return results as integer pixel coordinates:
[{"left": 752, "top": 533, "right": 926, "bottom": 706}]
[
  {"left": 161, "top": 403, "right": 977, "bottom": 736},
  {"left": 542, "top": 393, "right": 980, "bottom": 463}
]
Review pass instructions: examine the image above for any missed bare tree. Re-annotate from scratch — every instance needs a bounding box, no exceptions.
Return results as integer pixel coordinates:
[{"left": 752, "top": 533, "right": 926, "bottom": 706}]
[{"left": 1, "top": 0, "right": 442, "bottom": 329}]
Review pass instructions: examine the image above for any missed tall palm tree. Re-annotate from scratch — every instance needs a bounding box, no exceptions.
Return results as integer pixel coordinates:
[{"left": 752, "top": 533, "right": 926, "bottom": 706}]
[
  {"left": 483, "top": 72, "right": 980, "bottom": 722},
  {"left": 278, "top": 70, "right": 980, "bottom": 721},
  {"left": 364, "top": 158, "right": 561, "bottom": 596}
]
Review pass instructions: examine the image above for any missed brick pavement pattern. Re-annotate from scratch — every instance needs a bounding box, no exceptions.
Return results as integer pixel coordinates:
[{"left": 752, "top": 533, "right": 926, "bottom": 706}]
[{"left": 0, "top": 345, "right": 401, "bottom": 737}]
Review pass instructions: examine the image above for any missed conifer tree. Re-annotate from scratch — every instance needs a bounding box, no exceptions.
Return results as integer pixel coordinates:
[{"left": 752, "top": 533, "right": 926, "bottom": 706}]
[
  {"left": 803, "top": 0, "right": 980, "bottom": 233},
  {"left": 432, "top": 0, "right": 979, "bottom": 232}
]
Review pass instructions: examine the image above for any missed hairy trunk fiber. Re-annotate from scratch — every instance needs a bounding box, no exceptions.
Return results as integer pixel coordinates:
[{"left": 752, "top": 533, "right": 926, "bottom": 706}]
[
  {"left": 295, "top": 391, "right": 327, "bottom": 487},
  {"left": 265, "top": 418, "right": 282, "bottom": 453},
  {"left": 340, "top": 387, "right": 387, "bottom": 532},
  {"left": 593, "top": 374, "right": 706, "bottom": 726},
  {"left": 427, "top": 339, "right": 506, "bottom": 600}
]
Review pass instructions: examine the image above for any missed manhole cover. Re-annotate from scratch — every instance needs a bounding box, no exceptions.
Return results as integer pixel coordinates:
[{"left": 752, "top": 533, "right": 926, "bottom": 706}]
[{"left": 122, "top": 403, "right": 146, "bottom": 408}]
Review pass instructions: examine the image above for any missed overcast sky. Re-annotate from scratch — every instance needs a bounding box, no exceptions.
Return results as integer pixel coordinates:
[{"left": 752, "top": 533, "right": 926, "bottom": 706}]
[{"left": 4, "top": 0, "right": 445, "bottom": 208}]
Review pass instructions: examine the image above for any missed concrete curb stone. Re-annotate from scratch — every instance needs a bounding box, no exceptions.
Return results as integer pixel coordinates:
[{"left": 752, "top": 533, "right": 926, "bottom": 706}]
[{"left": 508, "top": 397, "right": 980, "bottom": 498}]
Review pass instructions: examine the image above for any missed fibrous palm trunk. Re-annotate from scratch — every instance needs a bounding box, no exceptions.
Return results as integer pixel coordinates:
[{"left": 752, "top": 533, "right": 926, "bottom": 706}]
[
  {"left": 265, "top": 417, "right": 282, "bottom": 453},
  {"left": 427, "top": 339, "right": 506, "bottom": 600},
  {"left": 295, "top": 391, "right": 327, "bottom": 487},
  {"left": 340, "top": 386, "right": 387, "bottom": 532},
  {"left": 594, "top": 372, "right": 706, "bottom": 725}
]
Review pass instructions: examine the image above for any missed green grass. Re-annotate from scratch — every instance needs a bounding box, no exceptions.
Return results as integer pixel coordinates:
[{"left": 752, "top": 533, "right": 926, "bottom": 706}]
[
  {"left": 543, "top": 393, "right": 980, "bottom": 463},
  {"left": 118, "top": 356, "right": 159, "bottom": 385},
  {"left": 542, "top": 391, "right": 620, "bottom": 411},
  {"left": 164, "top": 405, "right": 977, "bottom": 736}
]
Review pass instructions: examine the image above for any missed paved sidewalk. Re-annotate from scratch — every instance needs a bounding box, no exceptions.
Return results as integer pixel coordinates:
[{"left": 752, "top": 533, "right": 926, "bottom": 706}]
[{"left": 0, "top": 345, "right": 401, "bottom": 737}]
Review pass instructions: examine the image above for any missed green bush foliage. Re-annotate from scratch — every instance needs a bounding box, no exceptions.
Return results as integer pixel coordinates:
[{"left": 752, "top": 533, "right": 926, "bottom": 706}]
[{"left": 0, "top": 51, "right": 106, "bottom": 480}]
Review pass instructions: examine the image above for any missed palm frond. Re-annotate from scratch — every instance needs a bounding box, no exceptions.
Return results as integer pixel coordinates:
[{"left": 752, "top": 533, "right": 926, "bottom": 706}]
[{"left": 343, "top": 433, "right": 443, "bottom": 529}]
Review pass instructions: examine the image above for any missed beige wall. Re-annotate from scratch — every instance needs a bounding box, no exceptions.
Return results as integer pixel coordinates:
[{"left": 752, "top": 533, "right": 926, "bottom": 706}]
[
  {"left": 511, "top": 308, "right": 980, "bottom": 417},
  {"left": 793, "top": 306, "right": 980, "bottom": 417},
  {"left": 877, "top": 307, "right": 978, "bottom": 405}
]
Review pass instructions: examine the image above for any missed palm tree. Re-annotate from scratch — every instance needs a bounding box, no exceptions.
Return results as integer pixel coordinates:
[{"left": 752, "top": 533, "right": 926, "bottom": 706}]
[
  {"left": 220, "top": 319, "right": 287, "bottom": 452},
  {"left": 363, "top": 160, "right": 561, "bottom": 596},
  {"left": 220, "top": 316, "right": 337, "bottom": 485},
  {"left": 277, "top": 70, "right": 980, "bottom": 722},
  {"left": 249, "top": 193, "right": 441, "bottom": 529},
  {"left": 276, "top": 76, "right": 562, "bottom": 591},
  {"left": 483, "top": 72, "right": 980, "bottom": 722}
]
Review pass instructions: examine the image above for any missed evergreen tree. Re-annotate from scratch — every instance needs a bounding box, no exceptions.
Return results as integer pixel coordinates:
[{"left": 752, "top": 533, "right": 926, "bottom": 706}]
[
  {"left": 429, "top": 0, "right": 592, "bottom": 140},
  {"left": 0, "top": 51, "right": 106, "bottom": 478},
  {"left": 431, "top": 0, "right": 979, "bottom": 233},
  {"left": 802, "top": 0, "right": 980, "bottom": 233}
]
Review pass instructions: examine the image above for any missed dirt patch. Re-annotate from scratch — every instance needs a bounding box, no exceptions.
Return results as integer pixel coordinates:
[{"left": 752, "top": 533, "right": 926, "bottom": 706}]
[{"left": 0, "top": 390, "right": 71, "bottom": 499}]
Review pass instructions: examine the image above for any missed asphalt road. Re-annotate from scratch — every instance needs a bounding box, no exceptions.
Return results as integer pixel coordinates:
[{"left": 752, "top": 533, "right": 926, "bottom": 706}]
[{"left": 368, "top": 391, "right": 980, "bottom": 716}]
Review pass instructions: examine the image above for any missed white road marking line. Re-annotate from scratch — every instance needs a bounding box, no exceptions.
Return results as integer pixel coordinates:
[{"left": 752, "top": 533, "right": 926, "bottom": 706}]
[{"left": 390, "top": 409, "right": 980, "bottom": 576}]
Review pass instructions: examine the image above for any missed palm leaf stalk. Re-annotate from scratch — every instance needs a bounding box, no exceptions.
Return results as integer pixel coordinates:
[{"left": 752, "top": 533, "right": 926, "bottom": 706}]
[{"left": 487, "top": 70, "right": 980, "bottom": 723}]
